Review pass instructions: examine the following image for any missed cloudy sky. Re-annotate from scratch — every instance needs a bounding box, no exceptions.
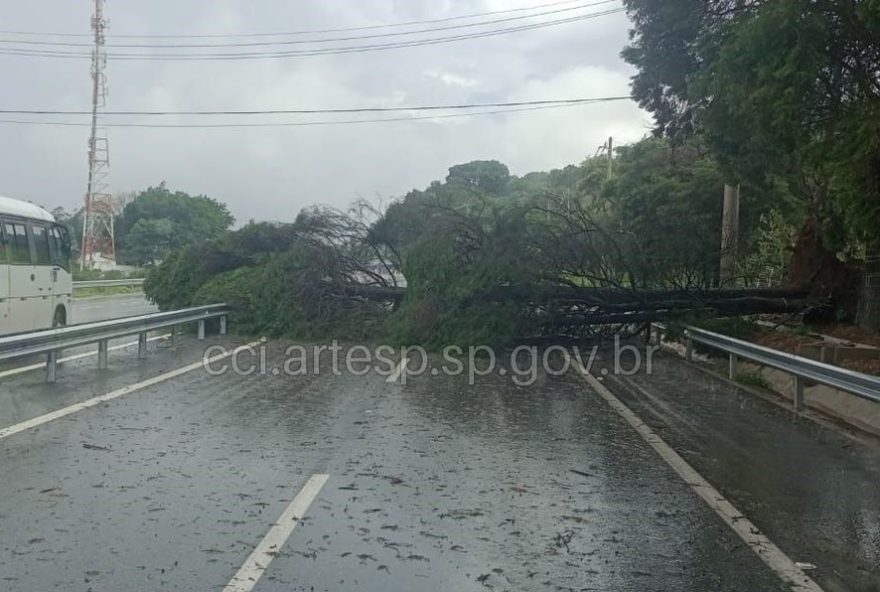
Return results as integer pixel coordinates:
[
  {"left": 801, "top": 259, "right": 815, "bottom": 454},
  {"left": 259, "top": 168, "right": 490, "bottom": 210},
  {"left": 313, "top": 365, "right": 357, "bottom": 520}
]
[{"left": 0, "top": 0, "right": 650, "bottom": 224}]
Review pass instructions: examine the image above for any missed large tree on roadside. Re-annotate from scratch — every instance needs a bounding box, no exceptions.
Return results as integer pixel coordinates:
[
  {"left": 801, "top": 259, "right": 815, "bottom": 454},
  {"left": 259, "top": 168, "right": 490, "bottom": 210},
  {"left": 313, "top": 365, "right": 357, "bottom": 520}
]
[
  {"left": 116, "top": 183, "right": 234, "bottom": 266},
  {"left": 622, "top": 0, "right": 880, "bottom": 324},
  {"left": 695, "top": 1, "right": 880, "bottom": 238}
]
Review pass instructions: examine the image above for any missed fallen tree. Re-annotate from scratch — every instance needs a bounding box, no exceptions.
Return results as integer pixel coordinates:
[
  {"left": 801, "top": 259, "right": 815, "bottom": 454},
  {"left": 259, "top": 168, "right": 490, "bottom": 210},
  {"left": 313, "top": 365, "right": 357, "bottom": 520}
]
[
  {"left": 145, "top": 185, "right": 824, "bottom": 346},
  {"left": 484, "top": 284, "right": 818, "bottom": 340}
]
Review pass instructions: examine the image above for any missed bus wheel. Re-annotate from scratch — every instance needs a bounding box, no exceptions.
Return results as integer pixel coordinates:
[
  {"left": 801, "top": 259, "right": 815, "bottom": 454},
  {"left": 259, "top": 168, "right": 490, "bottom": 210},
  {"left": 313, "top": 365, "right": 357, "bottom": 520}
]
[{"left": 52, "top": 307, "right": 67, "bottom": 328}]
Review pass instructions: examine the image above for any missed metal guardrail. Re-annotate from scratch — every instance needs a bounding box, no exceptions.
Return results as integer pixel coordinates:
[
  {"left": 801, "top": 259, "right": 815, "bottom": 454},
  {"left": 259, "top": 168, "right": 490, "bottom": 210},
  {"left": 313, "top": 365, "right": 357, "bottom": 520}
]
[
  {"left": 73, "top": 278, "right": 145, "bottom": 289},
  {"left": 0, "top": 304, "right": 228, "bottom": 383},
  {"left": 677, "top": 325, "right": 880, "bottom": 410}
]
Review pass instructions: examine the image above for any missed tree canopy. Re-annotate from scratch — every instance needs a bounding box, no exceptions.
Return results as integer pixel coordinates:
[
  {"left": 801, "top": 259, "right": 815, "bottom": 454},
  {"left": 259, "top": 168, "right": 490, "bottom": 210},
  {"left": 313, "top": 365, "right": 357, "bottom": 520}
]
[
  {"left": 144, "top": 150, "right": 818, "bottom": 345},
  {"left": 116, "top": 183, "right": 234, "bottom": 265},
  {"left": 445, "top": 160, "right": 512, "bottom": 196},
  {"left": 622, "top": 0, "right": 880, "bottom": 249}
]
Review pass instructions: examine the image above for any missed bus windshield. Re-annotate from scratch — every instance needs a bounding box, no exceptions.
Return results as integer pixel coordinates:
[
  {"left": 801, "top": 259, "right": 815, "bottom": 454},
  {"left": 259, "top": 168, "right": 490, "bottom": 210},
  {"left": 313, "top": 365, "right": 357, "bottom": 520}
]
[{"left": 49, "top": 224, "right": 71, "bottom": 270}]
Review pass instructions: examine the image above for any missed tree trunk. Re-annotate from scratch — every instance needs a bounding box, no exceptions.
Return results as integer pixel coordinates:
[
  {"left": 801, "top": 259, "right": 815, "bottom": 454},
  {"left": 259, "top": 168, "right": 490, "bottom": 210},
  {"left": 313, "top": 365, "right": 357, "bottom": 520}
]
[{"left": 787, "top": 180, "right": 861, "bottom": 322}]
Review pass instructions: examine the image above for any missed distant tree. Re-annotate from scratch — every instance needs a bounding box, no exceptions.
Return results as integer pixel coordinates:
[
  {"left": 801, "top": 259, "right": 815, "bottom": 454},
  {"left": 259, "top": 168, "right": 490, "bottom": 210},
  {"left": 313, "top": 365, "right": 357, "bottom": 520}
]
[
  {"left": 445, "top": 160, "right": 511, "bottom": 196},
  {"left": 548, "top": 165, "right": 582, "bottom": 192},
  {"left": 114, "top": 190, "right": 138, "bottom": 214},
  {"left": 50, "top": 206, "right": 71, "bottom": 223},
  {"left": 375, "top": 164, "right": 505, "bottom": 254},
  {"left": 116, "top": 183, "right": 234, "bottom": 265},
  {"left": 123, "top": 218, "right": 175, "bottom": 265},
  {"left": 509, "top": 165, "right": 583, "bottom": 201}
]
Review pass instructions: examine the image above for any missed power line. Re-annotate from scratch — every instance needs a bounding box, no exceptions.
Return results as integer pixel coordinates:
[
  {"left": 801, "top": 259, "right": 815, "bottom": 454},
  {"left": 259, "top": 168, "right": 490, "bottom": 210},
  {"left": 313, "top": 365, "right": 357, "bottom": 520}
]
[
  {"left": 0, "top": 96, "right": 629, "bottom": 117},
  {"left": 0, "top": 0, "right": 590, "bottom": 39},
  {"left": 1, "top": 10, "right": 622, "bottom": 58},
  {"left": 0, "top": 1, "right": 616, "bottom": 48},
  {"left": 0, "top": 8, "right": 624, "bottom": 60},
  {"left": 0, "top": 99, "right": 628, "bottom": 129},
  {"left": 0, "top": 1, "right": 617, "bottom": 48}
]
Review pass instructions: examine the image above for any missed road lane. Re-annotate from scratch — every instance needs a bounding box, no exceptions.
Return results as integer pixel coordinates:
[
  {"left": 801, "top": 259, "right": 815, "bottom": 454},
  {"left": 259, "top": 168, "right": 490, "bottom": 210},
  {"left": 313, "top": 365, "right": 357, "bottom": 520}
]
[
  {"left": 0, "top": 333, "right": 170, "bottom": 380},
  {"left": 578, "top": 365, "right": 821, "bottom": 592},
  {"left": 593, "top": 349, "right": 880, "bottom": 592},
  {"left": 0, "top": 294, "right": 159, "bottom": 378},
  {"left": 224, "top": 474, "right": 329, "bottom": 592},
  {"left": 71, "top": 293, "right": 157, "bottom": 324},
  {"left": 229, "top": 348, "right": 789, "bottom": 591},
  {"left": 0, "top": 340, "right": 877, "bottom": 591},
  {"left": 0, "top": 342, "right": 347, "bottom": 591},
  {"left": 0, "top": 335, "right": 227, "bottom": 429},
  {"left": 0, "top": 339, "right": 261, "bottom": 441}
]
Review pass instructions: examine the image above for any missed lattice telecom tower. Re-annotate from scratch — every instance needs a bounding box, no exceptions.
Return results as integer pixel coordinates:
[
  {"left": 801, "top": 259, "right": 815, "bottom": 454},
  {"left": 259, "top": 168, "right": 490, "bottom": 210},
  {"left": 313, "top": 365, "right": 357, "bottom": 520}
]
[{"left": 80, "top": 0, "right": 115, "bottom": 269}]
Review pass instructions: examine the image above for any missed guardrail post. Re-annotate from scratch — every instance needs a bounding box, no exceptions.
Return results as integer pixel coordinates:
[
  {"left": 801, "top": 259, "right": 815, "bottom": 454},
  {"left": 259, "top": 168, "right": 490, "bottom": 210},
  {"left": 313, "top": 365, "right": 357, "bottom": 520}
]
[
  {"left": 729, "top": 353, "right": 738, "bottom": 381},
  {"left": 46, "top": 351, "right": 57, "bottom": 383},
  {"left": 197, "top": 319, "right": 206, "bottom": 340},
  {"left": 171, "top": 325, "right": 179, "bottom": 349},
  {"left": 137, "top": 332, "right": 147, "bottom": 359},
  {"left": 794, "top": 376, "right": 805, "bottom": 411},
  {"left": 685, "top": 336, "right": 693, "bottom": 361},
  {"left": 219, "top": 315, "right": 227, "bottom": 335},
  {"left": 97, "top": 340, "right": 108, "bottom": 370}
]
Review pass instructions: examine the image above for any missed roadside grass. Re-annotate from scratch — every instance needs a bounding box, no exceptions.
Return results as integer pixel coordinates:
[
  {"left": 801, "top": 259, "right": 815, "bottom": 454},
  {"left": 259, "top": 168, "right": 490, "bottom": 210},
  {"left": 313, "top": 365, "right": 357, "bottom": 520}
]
[
  {"left": 736, "top": 370, "right": 770, "bottom": 390},
  {"left": 73, "top": 286, "right": 144, "bottom": 298}
]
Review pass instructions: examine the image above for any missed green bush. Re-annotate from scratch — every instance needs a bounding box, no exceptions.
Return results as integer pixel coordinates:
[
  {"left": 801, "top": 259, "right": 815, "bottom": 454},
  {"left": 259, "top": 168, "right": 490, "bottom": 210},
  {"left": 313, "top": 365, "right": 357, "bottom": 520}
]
[
  {"left": 144, "top": 244, "right": 219, "bottom": 310},
  {"left": 737, "top": 371, "right": 770, "bottom": 389},
  {"left": 192, "top": 266, "right": 262, "bottom": 333},
  {"left": 188, "top": 244, "right": 388, "bottom": 341}
]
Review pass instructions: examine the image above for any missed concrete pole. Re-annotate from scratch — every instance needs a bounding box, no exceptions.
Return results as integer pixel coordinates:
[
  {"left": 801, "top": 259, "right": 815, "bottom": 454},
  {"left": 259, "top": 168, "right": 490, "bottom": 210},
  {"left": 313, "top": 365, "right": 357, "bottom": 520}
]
[
  {"left": 607, "top": 136, "right": 613, "bottom": 180},
  {"left": 857, "top": 251, "right": 880, "bottom": 331},
  {"left": 720, "top": 183, "right": 740, "bottom": 287}
]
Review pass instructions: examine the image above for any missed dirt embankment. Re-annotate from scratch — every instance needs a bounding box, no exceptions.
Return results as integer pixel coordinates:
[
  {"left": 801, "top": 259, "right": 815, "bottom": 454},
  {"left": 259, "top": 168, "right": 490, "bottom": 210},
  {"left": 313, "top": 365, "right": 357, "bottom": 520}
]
[{"left": 750, "top": 322, "right": 880, "bottom": 375}]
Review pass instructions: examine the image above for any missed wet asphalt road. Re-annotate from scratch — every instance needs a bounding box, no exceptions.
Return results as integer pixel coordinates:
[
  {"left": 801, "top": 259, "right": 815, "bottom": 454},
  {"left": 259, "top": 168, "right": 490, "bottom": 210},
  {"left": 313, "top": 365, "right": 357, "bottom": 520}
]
[
  {"left": 597, "top": 360, "right": 880, "bottom": 592},
  {"left": 0, "top": 295, "right": 160, "bottom": 379},
  {"left": 0, "top": 338, "right": 878, "bottom": 591},
  {"left": 71, "top": 294, "right": 157, "bottom": 324}
]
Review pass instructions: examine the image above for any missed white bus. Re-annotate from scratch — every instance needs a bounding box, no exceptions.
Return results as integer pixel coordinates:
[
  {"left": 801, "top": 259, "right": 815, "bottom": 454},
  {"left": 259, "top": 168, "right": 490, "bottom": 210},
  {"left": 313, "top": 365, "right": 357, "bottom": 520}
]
[{"left": 0, "top": 195, "right": 73, "bottom": 335}]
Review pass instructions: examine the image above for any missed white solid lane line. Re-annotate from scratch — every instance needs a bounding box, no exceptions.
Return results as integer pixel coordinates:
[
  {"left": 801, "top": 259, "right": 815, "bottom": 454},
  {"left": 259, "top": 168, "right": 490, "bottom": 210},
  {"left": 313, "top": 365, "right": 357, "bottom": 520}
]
[
  {"left": 575, "top": 363, "right": 825, "bottom": 592},
  {"left": 0, "top": 334, "right": 171, "bottom": 379},
  {"left": 0, "top": 340, "right": 262, "bottom": 441},
  {"left": 223, "top": 474, "right": 329, "bottom": 592},
  {"left": 386, "top": 356, "right": 409, "bottom": 383}
]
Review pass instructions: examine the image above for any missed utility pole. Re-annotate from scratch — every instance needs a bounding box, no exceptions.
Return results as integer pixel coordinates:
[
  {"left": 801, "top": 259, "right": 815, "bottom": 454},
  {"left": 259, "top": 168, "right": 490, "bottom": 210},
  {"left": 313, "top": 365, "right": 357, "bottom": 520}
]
[
  {"left": 606, "top": 136, "right": 613, "bottom": 180},
  {"left": 80, "top": 0, "right": 116, "bottom": 270},
  {"left": 719, "top": 183, "right": 740, "bottom": 286}
]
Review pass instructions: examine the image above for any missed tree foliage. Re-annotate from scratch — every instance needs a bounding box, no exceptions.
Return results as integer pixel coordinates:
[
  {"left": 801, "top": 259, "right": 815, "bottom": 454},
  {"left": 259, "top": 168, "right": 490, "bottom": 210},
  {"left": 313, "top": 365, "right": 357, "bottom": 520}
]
[
  {"left": 145, "top": 203, "right": 397, "bottom": 339},
  {"left": 445, "top": 160, "right": 512, "bottom": 196},
  {"left": 622, "top": 0, "right": 880, "bottom": 249},
  {"left": 145, "top": 153, "right": 817, "bottom": 345},
  {"left": 116, "top": 183, "right": 234, "bottom": 265}
]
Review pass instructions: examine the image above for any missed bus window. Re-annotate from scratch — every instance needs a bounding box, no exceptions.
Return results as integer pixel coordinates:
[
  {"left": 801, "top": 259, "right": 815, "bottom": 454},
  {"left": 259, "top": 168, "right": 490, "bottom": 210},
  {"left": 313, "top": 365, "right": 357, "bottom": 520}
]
[
  {"left": 49, "top": 225, "right": 71, "bottom": 269},
  {"left": 0, "top": 222, "right": 7, "bottom": 264},
  {"left": 4, "top": 222, "right": 31, "bottom": 264},
  {"left": 32, "top": 224, "right": 51, "bottom": 265}
]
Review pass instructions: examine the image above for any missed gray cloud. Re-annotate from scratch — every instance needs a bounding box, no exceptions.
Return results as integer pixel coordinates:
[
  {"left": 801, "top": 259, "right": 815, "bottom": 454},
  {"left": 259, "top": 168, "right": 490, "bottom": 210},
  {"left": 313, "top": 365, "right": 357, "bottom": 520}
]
[{"left": 0, "top": 0, "right": 649, "bottom": 224}]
